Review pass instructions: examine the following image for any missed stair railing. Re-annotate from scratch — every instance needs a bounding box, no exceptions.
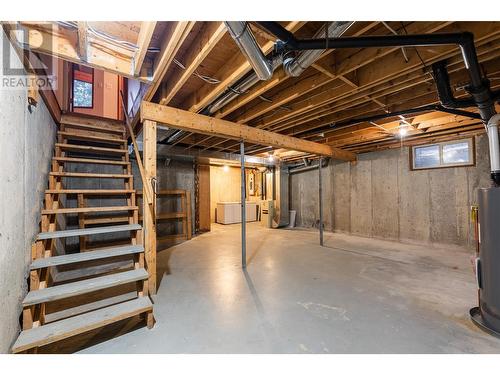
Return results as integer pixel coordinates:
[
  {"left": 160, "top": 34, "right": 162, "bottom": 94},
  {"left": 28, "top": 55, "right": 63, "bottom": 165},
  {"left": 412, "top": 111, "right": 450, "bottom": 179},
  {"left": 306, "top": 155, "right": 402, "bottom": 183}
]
[{"left": 119, "top": 90, "right": 155, "bottom": 217}]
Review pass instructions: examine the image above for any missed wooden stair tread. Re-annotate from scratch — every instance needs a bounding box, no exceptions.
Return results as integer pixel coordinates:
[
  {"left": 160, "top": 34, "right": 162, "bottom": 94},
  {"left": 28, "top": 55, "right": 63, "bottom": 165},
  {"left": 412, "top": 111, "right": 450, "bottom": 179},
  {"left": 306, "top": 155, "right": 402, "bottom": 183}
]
[
  {"left": 11, "top": 296, "right": 152, "bottom": 353},
  {"left": 45, "top": 189, "right": 135, "bottom": 195},
  {"left": 50, "top": 172, "right": 132, "bottom": 178},
  {"left": 83, "top": 217, "right": 130, "bottom": 225},
  {"left": 53, "top": 157, "right": 129, "bottom": 166},
  {"left": 31, "top": 245, "right": 143, "bottom": 269},
  {"left": 37, "top": 224, "right": 142, "bottom": 240},
  {"left": 139, "top": 212, "right": 186, "bottom": 220},
  {"left": 22, "top": 268, "right": 149, "bottom": 307},
  {"left": 55, "top": 143, "right": 127, "bottom": 154},
  {"left": 42, "top": 206, "right": 138, "bottom": 214},
  {"left": 61, "top": 114, "right": 125, "bottom": 132},
  {"left": 58, "top": 131, "right": 126, "bottom": 144},
  {"left": 62, "top": 122, "right": 125, "bottom": 134}
]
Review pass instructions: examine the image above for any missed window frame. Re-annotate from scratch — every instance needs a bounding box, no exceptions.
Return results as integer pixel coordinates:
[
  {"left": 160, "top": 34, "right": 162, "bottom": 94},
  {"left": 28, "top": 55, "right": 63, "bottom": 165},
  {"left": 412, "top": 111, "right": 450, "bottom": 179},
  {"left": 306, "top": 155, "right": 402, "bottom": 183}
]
[
  {"left": 72, "top": 65, "right": 94, "bottom": 109},
  {"left": 409, "top": 137, "right": 475, "bottom": 171}
]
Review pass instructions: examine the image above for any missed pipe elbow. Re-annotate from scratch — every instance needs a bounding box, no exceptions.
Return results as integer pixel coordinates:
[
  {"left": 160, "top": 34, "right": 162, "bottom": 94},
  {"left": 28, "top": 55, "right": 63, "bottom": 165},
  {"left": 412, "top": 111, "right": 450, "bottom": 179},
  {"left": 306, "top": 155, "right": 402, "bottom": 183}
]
[
  {"left": 487, "top": 113, "right": 500, "bottom": 128},
  {"left": 459, "top": 31, "right": 475, "bottom": 48}
]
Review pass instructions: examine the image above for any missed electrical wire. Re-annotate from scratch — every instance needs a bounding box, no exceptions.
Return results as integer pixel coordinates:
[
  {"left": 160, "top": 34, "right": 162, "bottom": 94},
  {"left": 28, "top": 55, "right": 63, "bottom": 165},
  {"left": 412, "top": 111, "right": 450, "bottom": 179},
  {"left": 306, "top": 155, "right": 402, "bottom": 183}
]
[
  {"left": 400, "top": 22, "right": 427, "bottom": 69},
  {"left": 173, "top": 58, "right": 221, "bottom": 85}
]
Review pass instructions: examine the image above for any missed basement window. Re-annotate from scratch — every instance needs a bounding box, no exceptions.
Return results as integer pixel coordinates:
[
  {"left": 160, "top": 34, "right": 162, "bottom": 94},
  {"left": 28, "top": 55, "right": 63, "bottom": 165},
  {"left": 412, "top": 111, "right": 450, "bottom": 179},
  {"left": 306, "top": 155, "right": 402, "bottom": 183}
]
[
  {"left": 411, "top": 138, "right": 474, "bottom": 170},
  {"left": 72, "top": 65, "right": 94, "bottom": 108}
]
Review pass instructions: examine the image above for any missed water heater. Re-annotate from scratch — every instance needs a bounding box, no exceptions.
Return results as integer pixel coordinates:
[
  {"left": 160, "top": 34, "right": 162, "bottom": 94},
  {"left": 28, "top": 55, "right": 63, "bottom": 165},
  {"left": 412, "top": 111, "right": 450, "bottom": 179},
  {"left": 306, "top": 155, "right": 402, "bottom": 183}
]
[{"left": 470, "top": 187, "right": 500, "bottom": 336}]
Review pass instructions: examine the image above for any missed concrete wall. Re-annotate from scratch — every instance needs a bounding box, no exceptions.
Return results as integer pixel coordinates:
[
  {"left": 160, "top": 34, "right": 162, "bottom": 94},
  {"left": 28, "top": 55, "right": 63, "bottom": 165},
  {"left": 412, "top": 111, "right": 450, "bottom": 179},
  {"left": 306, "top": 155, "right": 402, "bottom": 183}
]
[
  {"left": 0, "top": 31, "right": 57, "bottom": 352},
  {"left": 132, "top": 157, "right": 196, "bottom": 237},
  {"left": 289, "top": 135, "right": 491, "bottom": 248}
]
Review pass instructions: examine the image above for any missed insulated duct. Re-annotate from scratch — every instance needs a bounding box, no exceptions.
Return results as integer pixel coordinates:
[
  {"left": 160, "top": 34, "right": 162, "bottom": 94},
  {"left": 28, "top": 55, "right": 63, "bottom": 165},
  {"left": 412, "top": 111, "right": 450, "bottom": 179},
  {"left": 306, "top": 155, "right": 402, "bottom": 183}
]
[
  {"left": 282, "top": 21, "right": 354, "bottom": 77},
  {"left": 224, "top": 22, "right": 274, "bottom": 80}
]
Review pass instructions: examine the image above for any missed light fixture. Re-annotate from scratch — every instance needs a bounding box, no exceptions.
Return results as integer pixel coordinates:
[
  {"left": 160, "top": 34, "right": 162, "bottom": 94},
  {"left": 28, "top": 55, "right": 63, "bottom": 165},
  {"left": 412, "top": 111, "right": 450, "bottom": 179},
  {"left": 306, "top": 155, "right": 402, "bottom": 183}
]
[
  {"left": 268, "top": 154, "right": 274, "bottom": 162},
  {"left": 223, "top": 165, "right": 230, "bottom": 172},
  {"left": 398, "top": 120, "right": 409, "bottom": 137}
]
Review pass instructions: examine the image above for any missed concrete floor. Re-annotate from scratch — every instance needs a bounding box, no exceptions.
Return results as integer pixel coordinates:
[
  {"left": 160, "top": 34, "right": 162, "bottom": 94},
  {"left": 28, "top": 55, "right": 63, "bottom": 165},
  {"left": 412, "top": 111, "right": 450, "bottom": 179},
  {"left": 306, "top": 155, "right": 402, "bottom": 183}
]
[{"left": 80, "top": 223, "right": 500, "bottom": 353}]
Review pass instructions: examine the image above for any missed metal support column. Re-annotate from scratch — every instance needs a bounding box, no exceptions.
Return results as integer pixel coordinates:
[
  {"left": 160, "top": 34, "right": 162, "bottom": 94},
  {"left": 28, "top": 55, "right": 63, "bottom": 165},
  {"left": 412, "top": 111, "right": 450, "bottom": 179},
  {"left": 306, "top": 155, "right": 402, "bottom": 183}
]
[
  {"left": 319, "top": 157, "right": 324, "bottom": 246},
  {"left": 240, "top": 141, "right": 247, "bottom": 268}
]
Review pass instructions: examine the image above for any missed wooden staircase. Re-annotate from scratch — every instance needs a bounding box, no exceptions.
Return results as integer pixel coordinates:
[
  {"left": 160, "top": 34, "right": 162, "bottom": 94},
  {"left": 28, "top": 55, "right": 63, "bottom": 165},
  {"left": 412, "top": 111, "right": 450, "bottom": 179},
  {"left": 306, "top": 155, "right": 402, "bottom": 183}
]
[{"left": 11, "top": 114, "right": 154, "bottom": 354}]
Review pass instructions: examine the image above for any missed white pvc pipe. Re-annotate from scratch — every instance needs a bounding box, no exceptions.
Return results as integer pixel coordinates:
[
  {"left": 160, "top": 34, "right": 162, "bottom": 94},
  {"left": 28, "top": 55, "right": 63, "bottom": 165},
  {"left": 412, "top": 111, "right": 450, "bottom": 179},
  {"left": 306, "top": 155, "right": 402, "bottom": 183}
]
[{"left": 487, "top": 114, "right": 500, "bottom": 173}]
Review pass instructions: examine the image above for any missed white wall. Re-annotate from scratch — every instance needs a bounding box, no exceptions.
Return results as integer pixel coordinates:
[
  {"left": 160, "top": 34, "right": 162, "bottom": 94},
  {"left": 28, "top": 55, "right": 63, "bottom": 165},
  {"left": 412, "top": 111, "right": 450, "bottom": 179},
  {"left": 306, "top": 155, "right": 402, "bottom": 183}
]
[{"left": 0, "top": 30, "right": 57, "bottom": 352}]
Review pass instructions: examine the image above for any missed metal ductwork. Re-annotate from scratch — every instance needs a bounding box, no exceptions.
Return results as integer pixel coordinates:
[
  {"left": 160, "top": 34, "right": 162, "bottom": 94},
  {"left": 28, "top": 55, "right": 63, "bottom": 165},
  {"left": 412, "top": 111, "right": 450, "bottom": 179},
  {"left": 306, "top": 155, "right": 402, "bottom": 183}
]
[
  {"left": 206, "top": 22, "right": 353, "bottom": 115},
  {"left": 204, "top": 55, "right": 282, "bottom": 115},
  {"left": 282, "top": 21, "right": 354, "bottom": 77},
  {"left": 224, "top": 22, "right": 274, "bottom": 80}
]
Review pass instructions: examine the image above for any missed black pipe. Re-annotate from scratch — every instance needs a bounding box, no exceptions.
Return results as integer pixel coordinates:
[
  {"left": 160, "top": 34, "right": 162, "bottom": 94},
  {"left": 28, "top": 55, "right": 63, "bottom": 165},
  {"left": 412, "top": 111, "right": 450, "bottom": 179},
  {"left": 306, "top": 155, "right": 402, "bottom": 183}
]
[
  {"left": 256, "top": 22, "right": 298, "bottom": 48},
  {"left": 431, "top": 61, "right": 476, "bottom": 109},
  {"left": 298, "top": 104, "right": 482, "bottom": 138},
  {"left": 261, "top": 22, "right": 495, "bottom": 122}
]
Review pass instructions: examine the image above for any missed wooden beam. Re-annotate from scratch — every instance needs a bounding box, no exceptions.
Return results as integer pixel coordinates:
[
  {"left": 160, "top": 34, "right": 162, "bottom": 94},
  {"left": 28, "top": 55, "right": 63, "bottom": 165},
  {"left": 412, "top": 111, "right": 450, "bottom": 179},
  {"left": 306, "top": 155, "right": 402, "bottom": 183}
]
[
  {"left": 141, "top": 101, "right": 356, "bottom": 161},
  {"left": 143, "top": 120, "right": 157, "bottom": 294},
  {"left": 134, "top": 22, "right": 157, "bottom": 76},
  {"left": 77, "top": 22, "right": 88, "bottom": 61},
  {"left": 160, "top": 22, "right": 226, "bottom": 105},
  {"left": 182, "top": 21, "right": 306, "bottom": 113},
  {"left": 214, "top": 22, "right": 379, "bottom": 119}
]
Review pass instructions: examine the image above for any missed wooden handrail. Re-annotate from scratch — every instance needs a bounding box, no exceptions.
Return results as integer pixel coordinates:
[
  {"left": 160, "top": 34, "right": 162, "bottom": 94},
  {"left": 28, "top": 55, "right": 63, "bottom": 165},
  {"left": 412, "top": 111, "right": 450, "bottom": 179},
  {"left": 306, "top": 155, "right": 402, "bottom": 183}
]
[{"left": 119, "top": 91, "right": 155, "bottom": 210}]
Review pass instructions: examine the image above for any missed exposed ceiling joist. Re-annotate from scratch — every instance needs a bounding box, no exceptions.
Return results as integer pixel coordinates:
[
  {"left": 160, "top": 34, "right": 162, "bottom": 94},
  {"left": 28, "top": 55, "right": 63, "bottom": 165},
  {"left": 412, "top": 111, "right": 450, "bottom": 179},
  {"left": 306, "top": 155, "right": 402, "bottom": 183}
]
[
  {"left": 214, "top": 21, "right": 380, "bottom": 119},
  {"left": 235, "top": 21, "right": 452, "bottom": 126},
  {"left": 182, "top": 21, "right": 306, "bottom": 113},
  {"left": 134, "top": 21, "right": 157, "bottom": 76},
  {"left": 140, "top": 101, "right": 356, "bottom": 161},
  {"left": 160, "top": 22, "right": 226, "bottom": 106},
  {"left": 143, "top": 21, "right": 195, "bottom": 101},
  {"left": 256, "top": 24, "right": 500, "bottom": 134}
]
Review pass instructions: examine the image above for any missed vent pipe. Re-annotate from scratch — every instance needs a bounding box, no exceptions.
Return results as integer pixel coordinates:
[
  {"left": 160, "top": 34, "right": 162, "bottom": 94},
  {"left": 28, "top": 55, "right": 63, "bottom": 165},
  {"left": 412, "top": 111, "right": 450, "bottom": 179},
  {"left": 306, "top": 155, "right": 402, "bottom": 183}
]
[
  {"left": 282, "top": 21, "right": 354, "bottom": 77},
  {"left": 487, "top": 114, "right": 500, "bottom": 185},
  {"left": 224, "top": 22, "right": 274, "bottom": 80}
]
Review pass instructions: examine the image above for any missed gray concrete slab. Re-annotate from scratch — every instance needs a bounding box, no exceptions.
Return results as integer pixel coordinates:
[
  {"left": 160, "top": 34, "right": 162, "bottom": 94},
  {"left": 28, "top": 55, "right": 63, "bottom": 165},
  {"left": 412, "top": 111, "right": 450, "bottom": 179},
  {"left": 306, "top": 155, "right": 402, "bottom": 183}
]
[{"left": 79, "top": 223, "right": 500, "bottom": 354}]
